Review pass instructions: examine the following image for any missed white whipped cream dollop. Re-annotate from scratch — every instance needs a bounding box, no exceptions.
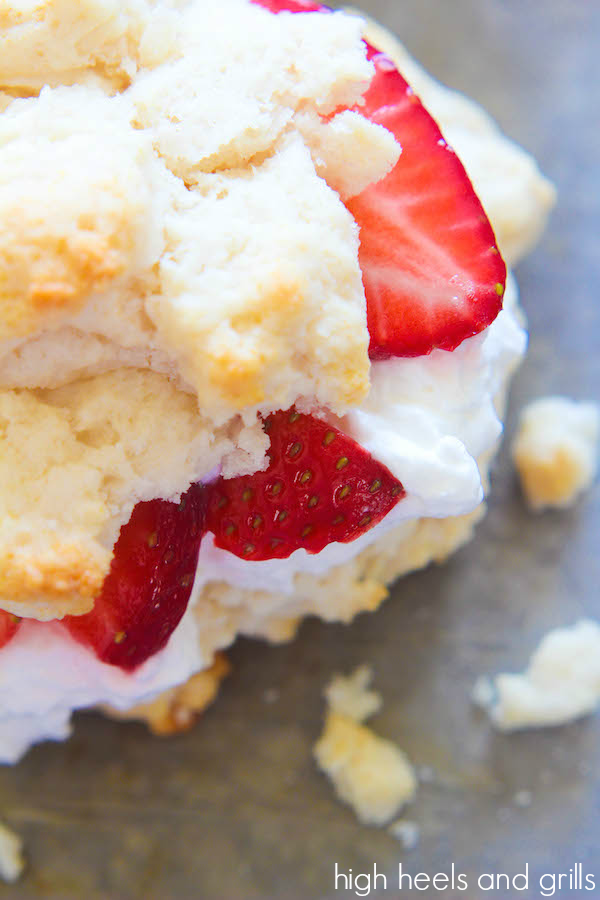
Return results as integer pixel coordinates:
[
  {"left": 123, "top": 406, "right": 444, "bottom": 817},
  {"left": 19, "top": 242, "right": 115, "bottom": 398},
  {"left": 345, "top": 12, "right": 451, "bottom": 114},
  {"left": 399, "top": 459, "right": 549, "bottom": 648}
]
[{"left": 0, "top": 283, "right": 525, "bottom": 763}]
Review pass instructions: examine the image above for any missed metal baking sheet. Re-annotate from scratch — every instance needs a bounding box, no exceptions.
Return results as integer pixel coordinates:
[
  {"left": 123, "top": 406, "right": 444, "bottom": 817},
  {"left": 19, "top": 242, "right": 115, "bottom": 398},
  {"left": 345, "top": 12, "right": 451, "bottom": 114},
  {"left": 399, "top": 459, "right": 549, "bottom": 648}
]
[{"left": 3, "top": 1, "right": 598, "bottom": 897}]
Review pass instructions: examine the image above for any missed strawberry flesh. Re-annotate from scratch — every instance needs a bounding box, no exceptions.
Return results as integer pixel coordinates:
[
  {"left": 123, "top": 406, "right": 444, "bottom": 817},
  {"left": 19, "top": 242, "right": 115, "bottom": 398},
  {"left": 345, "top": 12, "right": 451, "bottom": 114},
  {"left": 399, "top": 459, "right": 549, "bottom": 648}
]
[
  {"left": 205, "top": 409, "right": 405, "bottom": 561},
  {"left": 253, "top": 0, "right": 506, "bottom": 358},
  {"left": 64, "top": 483, "right": 207, "bottom": 671},
  {"left": 348, "top": 44, "right": 505, "bottom": 358},
  {"left": 0, "top": 611, "right": 21, "bottom": 649}
]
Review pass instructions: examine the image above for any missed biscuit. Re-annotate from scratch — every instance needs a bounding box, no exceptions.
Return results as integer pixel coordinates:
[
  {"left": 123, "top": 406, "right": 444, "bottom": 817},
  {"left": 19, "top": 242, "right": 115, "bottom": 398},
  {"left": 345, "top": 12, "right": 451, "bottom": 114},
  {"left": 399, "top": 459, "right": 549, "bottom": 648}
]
[{"left": 0, "top": 3, "right": 557, "bottom": 757}]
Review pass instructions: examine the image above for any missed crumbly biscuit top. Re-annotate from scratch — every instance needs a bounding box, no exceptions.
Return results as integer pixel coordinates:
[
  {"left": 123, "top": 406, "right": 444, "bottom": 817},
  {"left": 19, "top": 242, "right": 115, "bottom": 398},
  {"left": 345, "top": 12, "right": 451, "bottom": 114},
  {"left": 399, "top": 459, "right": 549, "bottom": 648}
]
[
  {"left": 0, "top": 87, "right": 163, "bottom": 343},
  {"left": 0, "top": 2, "right": 398, "bottom": 416},
  {"left": 0, "top": 0, "right": 149, "bottom": 92},
  {"left": 0, "top": 0, "right": 403, "bottom": 617}
]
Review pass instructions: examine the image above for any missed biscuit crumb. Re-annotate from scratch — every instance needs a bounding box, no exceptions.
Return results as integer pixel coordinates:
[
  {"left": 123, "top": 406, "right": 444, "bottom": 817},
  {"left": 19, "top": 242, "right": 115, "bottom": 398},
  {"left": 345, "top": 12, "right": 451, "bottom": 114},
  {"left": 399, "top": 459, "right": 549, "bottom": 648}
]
[
  {"left": 473, "top": 620, "right": 600, "bottom": 731},
  {"left": 0, "top": 821, "right": 25, "bottom": 883},
  {"left": 324, "top": 665, "right": 382, "bottom": 723},
  {"left": 513, "top": 790, "right": 533, "bottom": 808},
  {"left": 314, "top": 667, "right": 417, "bottom": 826},
  {"left": 388, "top": 819, "right": 420, "bottom": 850},
  {"left": 417, "top": 765, "right": 435, "bottom": 784},
  {"left": 511, "top": 396, "right": 599, "bottom": 510}
]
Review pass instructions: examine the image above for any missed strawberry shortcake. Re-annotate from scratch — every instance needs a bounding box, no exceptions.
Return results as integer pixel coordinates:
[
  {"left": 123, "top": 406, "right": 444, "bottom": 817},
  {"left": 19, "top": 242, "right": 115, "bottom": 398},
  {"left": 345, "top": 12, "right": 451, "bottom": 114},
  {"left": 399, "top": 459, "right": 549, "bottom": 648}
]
[{"left": 0, "top": 0, "right": 554, "bottom": 760}]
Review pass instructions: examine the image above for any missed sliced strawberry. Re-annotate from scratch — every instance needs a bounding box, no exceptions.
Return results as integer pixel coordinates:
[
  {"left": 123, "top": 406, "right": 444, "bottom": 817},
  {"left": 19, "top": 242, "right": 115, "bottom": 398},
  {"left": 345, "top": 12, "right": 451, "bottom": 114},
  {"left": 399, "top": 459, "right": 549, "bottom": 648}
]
[
  {"left": 205, "top": 408, "right": 405, "bottom": 561},
  {"left": 348, "top": 45, "right": 505, "bottom": 358},
  {"left": 253, "top": 0, "right": 506, "bottom": 358},
  {"left": 64, "top": 484, "right": 207, "bottom": 671},
  {"left": 0, "top": 610, "right": 21, "bottom": 649}
]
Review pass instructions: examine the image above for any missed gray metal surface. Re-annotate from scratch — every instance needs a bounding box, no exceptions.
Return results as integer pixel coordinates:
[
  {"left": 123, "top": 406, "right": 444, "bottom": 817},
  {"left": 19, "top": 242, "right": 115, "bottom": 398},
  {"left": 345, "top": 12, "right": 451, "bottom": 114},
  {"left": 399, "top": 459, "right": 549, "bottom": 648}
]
[{"left": 3, "top": 1, "right": 599, "bottom": 897}]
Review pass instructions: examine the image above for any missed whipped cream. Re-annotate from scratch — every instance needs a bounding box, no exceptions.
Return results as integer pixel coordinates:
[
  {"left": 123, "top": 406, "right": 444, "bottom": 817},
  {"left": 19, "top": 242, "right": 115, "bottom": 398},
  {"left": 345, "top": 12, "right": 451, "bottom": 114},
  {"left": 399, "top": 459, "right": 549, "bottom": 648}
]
[{"left": 0, "top": 285, "right": 525, "bottom": 763}]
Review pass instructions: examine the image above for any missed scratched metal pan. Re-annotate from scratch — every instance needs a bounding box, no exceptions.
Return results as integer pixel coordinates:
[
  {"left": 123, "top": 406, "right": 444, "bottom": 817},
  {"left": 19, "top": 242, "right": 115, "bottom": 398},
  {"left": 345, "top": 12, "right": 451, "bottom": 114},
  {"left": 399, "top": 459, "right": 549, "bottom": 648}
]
[{"left": 2, "top": 1, "right": 599, "bottom": 898}]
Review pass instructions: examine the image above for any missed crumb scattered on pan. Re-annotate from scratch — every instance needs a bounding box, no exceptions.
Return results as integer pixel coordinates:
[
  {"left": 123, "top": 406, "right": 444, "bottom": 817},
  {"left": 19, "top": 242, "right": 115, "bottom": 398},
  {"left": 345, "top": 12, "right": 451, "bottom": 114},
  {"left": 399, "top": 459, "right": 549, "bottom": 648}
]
[
  {"left": 0, "top": 821, "right": 25, "bottom": 883},
  {"left": 313, "top": 666, "right": 417, "bottom": 826},
  {"left": 511, "top": 396, "right": 599, "bottom": 510},
  {"left": 324, "top": 664, "right": 382, "bottom": 722},
  {"left": 513, "top": 790, "right": 533, "bottom": 808},
  {"left": 472, "top": 675, "right": 496, "bottom": 710},
  {"left": 473, "top": 619, "right": 600, "bottom": 731},
  {"left": 388, "top": 819, "right": 420, "bottom": 850},
  {"left": 314, "top": 713, "right": 417, "bottom": 826},
  {"left": 417, "top": 765, "right": 435, "bottom": 784}
]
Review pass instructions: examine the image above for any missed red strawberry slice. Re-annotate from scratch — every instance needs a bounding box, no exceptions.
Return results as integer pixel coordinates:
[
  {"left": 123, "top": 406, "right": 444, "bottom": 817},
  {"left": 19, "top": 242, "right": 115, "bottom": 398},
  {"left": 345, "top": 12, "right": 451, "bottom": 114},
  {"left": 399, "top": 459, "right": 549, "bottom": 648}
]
[
  {"left": 253, "top": 0, "right": 506, "bottom": 358},
  {"left": 205, "top": 408, "right": 405, "bottom": 561},
  {"left": 348, "top": 45, "right": 505, "bottom": 358},
  {"left": 64, "top": 483, "right": 207, "bottom": 671},
  {"left": 0, "top": 611, "right": 21, "bottom": 649}
]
